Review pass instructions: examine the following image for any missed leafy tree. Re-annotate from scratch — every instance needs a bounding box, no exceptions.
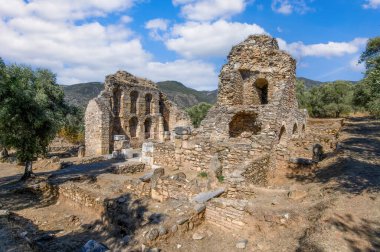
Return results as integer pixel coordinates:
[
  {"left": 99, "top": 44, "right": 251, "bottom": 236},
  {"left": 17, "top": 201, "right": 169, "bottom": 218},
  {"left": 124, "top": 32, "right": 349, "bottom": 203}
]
[
  {"left": 186, "top": 102, "right": 213, "bottom": 128},
  {"left": 58, "top": 105, "right": 85, "bottom": 145},
  {"left": 299, "top": 81, "right": 354, "bottom": 118},
  {"left": 354, "top": 36, "right": 380, "bottom": 118},
  {"left": 0, "top": 60, "right": 66, "bottom": 180}
]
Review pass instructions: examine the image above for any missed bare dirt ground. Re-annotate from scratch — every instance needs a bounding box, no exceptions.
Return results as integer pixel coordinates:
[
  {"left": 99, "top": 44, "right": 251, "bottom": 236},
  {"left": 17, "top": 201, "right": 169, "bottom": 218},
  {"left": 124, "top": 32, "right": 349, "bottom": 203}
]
[{"left": 0, "top": 117, "right": 379, "bottom": 252}]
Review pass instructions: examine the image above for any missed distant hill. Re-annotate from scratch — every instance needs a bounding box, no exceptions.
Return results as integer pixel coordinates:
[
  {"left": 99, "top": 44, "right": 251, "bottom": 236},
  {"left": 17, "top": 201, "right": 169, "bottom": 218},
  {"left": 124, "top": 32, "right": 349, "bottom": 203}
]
[
  {"left": 297, "top": 77, "right": 324, "bottom": 89},
  {"left": 156, "top": 81, "right": 217, "bottom": 108},
  {"left": 61, "top": 82, "right": 103, "bottom": 109},
  {"left": 61, "top": 78, "right": 357, "bottom": 110}
]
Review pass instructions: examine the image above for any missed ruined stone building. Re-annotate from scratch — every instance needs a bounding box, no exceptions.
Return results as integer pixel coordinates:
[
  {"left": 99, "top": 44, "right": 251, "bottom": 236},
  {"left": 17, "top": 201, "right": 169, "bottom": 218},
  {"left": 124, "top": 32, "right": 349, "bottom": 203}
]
[
  {"left": 151, "top": 35, "right": 308, "bottom": 185},
  {"left": 85, "top": 34, "right": 308, "bottom": 185},
  {"left": 85, "top": 71, "right": 190, "bottom": 156}
]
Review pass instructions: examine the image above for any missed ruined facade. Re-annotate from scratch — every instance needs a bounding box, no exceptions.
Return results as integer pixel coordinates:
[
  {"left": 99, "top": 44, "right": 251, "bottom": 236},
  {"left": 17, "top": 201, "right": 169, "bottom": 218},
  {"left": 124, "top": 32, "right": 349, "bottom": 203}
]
[
  {"left": 151, "top": 35, "right": 308, "bottom": 185},
  {"left": 85, "top": 71, "right": 190, "bottom": 156}
]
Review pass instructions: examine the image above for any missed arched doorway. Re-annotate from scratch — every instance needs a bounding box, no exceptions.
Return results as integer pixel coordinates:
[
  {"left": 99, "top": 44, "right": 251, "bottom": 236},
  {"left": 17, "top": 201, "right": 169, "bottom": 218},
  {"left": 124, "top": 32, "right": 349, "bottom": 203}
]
[
  {"left": 130, "top": 91, "right": 138, "bottom": 114},
  {"left": 129, "top": 117, "right": 138, "bottom": 138},
  {"left": 254, "top": 78, "right": 269, "bottom": 104},
  {"left": 145, "top": 93, "right": 152, "bottom": 115},
  {"left": 279, "top": 125, "right": 287, "bottom": 145},
  {"left": 229, "top": 112, "right": 261, "bottom": 138},
  {"left": 144, "top": 118, "right": 152, "bottom": 139},
  {"left": 292, "top": 123, "right": 298, "bottom": 135}
]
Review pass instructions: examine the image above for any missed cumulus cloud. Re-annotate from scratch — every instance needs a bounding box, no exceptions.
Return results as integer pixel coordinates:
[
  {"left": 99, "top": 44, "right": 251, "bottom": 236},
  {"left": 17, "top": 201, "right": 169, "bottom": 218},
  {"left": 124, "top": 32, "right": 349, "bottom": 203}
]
[
  {"left": 363, "top": 0, "right": 380, "bottom": 9},
  {"left": 271, "top": 0, "right": 312, "bottom": 15},
  {"left": 145, "top": 18, "right": 170, "bottom": 40},
  {"left": 277, "top": 38, "right": 368, "bottom": 59},
  {"left": 165, "top": 20, "right": 266, "bottom": 58},
  {"left": 0, "top": 0, "right": 220, "bottom": 89},
  {"left": 143, "top": 60, "right": 218, "bottom": 90},
  {"left": 175, "top": 0, "right": 248, "bottom": 21},
  {"left": 350, "top": 56, "right": 365, "bottom": 72}
]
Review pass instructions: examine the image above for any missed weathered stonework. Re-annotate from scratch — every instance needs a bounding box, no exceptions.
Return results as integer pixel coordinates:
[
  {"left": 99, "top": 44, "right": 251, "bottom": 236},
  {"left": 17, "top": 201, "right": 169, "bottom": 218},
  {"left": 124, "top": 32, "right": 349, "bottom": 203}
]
[
  {"left": 85, "top": 71, "right": 190, "bottom": 156},
  {"left": 151, "top": 35, "right": 308, "bottom": 185}
]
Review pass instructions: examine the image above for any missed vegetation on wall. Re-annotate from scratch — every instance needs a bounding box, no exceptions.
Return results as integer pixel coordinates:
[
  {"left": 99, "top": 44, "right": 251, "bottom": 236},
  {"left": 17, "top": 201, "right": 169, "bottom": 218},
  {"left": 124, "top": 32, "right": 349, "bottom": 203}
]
[{"left": 185, "top": 102, "right": 213, "bottom": 128}]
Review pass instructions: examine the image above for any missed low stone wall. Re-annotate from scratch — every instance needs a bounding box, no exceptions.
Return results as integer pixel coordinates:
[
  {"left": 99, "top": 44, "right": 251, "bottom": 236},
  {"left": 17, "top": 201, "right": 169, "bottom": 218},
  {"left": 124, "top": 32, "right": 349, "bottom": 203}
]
[
  {"left": 58, "top": 182, "right": 105, "bottom": 214},
  {"left": 205, "top": 198, "right": 248, "bottom": 231},
  {"left": 111, "top": 162, "right": 145, "bottom": 174},
  {"left": 152, "top": 143, "right": 177, "bottom": 170}
]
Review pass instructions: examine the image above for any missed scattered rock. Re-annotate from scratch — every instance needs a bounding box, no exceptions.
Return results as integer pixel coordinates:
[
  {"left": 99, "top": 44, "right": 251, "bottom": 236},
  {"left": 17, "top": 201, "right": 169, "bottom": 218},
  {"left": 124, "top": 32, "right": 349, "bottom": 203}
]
[
  {"left": 192, "top": 232, "right": 205, "bottom": 240},
  {"left": 236, "top": 239, "right": 248, "bottom": 249},
  {"left": 81, "top": 240, "right": 109, "bottom": 252},
  {"left": 158, "top": 226, "right": 168, "bottom": 236},
  {"left": 78, "top": 146, "right": 85, "bottom": 158},
  {"left": 0, "top": 209, "right": 10, "bottom": 217},
  {"left": 122, "top": 235, "right": 133, "bottom": 244},
  {"left": 192, "top": 188, "right": 225, "bottom": 203},
  {"left": 177, "top": 244, "right": 182, "bottom": 249},
  {"left": 171, "top": 225, "right": 178, "bottom": 233},
  {"left": 146, "top": 228, "right": 159, "bottom": 241},
  {"left": 193, "top": 203, "right": 206, "bottom": 213},
  {"left": 51, "top": 156, "right": 60, "bottom": 163},
  {"left": 288, "top": 190, "right": 307, "bottom": 200}
]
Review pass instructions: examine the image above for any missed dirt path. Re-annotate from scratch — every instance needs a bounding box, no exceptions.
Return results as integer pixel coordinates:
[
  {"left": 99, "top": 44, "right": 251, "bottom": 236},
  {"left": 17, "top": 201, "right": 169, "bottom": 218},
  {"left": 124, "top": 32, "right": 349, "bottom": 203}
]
[{"left": 294, "top": 117, "right": 380, "bottom": 251}]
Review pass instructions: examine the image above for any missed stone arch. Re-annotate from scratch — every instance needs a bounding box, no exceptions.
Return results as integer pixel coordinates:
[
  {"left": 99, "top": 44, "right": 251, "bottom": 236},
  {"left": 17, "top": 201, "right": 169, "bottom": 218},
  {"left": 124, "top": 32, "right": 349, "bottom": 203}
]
[
  {"left": 229, "top": 111, "right": 261, "bottom": 138},
  {"left": 129, "top": 117, "right": 138, "bottom": 138},
  {"left": 159, "top": 94, "right": 170, "bottom": 131},
  {"left": 279, "top": 125, "right": 287, "bottom": 145},
  {"left": 145, "top": 93, "right": 152, "bottom": 115},
  {"left": 130, "top": 91, "right": 138, "bottom": 114},
  {"left": 144, "top": 118, "right": 152, "bottom": 139},
  {"left": 292, "top": 123, "right": 298, "bottom": 135},
  {"left": 254, "top": 78, "right": 269, "bottom": 104}
]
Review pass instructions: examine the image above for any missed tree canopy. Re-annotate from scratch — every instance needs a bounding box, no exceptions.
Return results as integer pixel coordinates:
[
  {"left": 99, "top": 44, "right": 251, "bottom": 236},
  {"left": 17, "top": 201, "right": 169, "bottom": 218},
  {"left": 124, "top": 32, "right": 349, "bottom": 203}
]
[
  {"left": 0, "top": 59, "right": 67, "bottom": 179},
  {"left": 354, "top": 36, "right": 380, "bottom": 118},
  {"left": 186, "top": 102, "right": 213, "bottom": 128}
]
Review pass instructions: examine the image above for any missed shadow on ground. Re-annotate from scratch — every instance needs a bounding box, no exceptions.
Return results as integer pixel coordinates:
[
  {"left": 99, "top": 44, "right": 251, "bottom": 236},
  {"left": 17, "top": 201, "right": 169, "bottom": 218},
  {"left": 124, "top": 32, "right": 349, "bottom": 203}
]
[
  {"left": 287, "top": 118, "right": 380, "bottom": 195},
  {"left": 0, "top": 192, "right": 164, "bottom": 252}
]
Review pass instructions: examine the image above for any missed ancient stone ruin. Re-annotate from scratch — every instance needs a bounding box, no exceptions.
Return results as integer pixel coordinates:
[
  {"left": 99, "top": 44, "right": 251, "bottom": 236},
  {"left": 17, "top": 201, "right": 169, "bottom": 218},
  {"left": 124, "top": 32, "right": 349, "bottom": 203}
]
[
  {"left": 85, "top": 71, "right": 190, "bottom": 156},
  {"left": 151, "top": 35, "right": 308, "bottom": 185},
  {"left": 85, "top": 34, "right": 308, "bottom": 185}
]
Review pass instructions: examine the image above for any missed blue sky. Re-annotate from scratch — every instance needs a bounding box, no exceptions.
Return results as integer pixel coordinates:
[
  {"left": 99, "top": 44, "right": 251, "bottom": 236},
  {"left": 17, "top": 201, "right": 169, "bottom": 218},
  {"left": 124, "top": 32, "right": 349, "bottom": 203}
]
[{"left": 0, "top": 0, "right": 379, "bottom": 90}]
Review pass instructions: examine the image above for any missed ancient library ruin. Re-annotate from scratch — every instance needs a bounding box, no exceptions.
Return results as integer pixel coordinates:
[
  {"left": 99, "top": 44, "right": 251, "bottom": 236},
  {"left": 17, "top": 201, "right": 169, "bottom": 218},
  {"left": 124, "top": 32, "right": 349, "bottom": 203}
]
[{"left": 85, "top": 34, "right": 308, "bottom": 185}]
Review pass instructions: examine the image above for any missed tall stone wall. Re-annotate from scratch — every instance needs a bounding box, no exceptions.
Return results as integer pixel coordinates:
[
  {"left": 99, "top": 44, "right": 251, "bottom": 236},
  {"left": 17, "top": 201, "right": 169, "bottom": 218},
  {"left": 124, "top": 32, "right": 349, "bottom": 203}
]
[{"left": 85, "top": 71, "right": 191, "bottom": 156}]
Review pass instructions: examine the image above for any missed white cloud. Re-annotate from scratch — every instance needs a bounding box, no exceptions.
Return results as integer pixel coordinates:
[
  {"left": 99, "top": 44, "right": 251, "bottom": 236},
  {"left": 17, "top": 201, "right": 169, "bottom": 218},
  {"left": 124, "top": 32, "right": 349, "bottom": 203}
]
[
  {"left": 277, "top": 38, "right": 368, "bottom": 59},
  {"left": 350, "top": 56, "right": 365, "bottom": 72},
  {"left": 165, "top": 20, "right": 266, "bottom": 58},
  {"left": 143, "top": 60, "right": 218, "bottom": 90},
  {"left": 0, "top": 1, "right": 219, "bottom": 89},
  {"left": 363, "top": 0, "right": 380, "bottom": 9},
  {"left": 145, "top": 18, "right": 170, "bottom": 40},
  {"left": 271, "top": 0, "right": 312, "bottom": 15},
  {"left": 175, "top": 0, "right": 248, "bottom": 21}
]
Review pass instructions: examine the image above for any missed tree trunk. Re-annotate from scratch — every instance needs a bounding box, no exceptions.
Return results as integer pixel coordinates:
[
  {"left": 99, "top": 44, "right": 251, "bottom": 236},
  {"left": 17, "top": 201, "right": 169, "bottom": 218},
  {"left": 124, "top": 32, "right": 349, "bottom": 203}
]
[{"left": 21, "top": 160, "right": 34, "bottom": 180}]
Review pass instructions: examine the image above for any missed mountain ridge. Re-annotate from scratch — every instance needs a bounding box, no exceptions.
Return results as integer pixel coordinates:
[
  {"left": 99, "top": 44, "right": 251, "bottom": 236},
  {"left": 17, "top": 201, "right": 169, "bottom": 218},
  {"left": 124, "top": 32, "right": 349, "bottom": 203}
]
[{"left": 61, "top": 77, "right": 357, "bottom": 110}]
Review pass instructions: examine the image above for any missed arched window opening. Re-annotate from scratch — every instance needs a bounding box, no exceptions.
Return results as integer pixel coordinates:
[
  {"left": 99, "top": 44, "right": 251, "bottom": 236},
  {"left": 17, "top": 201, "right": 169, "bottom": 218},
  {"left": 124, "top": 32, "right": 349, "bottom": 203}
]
[
  {"left": 130, "top": 91, "right": 138, "bottom": 114},
  {"left": 129, "top": 117, "right": 138, "bottom": 138},
  {"left": 159, "top": 95, "right": 170, "bottom": 131},
  {"left": 145, "top": 93, "right": 152, "bottom": 115},
  {"left": 112, "top": 88, "right": 122, "bottom": 116},
  {"left": 229, "top": 112, "right": 261, "bottom": 138},
  {"left": 279, "top": 125, "right": 287, "bottom": 145},
  {"left": 292, "top": 123, "right": 298, "bottom": 135},
  {"left": 144, "top": 118, "right": 152, "bottom": 139},
  {"left": 255, "top": 78, "right": 269, "bottom": 105}
]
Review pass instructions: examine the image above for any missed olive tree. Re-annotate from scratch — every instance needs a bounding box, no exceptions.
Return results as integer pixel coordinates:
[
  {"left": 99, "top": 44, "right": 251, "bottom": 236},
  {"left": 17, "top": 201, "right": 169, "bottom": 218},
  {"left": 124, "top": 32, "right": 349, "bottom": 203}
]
[{"left": 0, "top": 59, "right": 66, "bottom": 180}]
